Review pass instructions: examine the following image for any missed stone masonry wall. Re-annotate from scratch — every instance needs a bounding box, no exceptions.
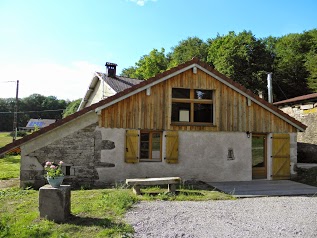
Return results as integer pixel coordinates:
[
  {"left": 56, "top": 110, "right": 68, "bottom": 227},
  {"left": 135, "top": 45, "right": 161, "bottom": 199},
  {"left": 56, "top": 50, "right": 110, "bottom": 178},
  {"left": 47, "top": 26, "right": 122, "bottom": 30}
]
[
  {"left": 23, "top": 123, "right": 102, "bottom": 188},
  {"left": 279, "top": 104, "right": 317, "bottom": 163}
]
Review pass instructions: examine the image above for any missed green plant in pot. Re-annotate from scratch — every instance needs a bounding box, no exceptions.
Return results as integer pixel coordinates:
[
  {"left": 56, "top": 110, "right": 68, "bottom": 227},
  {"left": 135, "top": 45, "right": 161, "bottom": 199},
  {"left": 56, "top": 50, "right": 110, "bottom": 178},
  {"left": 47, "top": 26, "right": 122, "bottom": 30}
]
[{"left": 44, "top": 161, "right": 64, "bottom": 188}]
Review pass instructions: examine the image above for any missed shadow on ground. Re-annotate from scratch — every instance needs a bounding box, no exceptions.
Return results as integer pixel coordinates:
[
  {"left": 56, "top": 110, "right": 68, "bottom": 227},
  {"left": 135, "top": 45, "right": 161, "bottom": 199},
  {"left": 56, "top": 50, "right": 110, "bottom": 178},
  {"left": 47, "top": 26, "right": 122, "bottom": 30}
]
[
  {"left": 64, "top": 215, "right": 128, "bottom": 229},
  {"left": 0, "top": 178, "right": 19, "bottom": 188}
]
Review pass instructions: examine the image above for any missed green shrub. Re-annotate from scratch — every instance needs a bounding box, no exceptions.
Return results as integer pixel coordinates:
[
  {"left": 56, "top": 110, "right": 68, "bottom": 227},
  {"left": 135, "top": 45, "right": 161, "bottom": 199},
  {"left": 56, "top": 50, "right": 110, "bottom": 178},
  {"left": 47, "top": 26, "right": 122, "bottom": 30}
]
[{"left": 9, "top": 131, "right": 28, "bottom": 137}]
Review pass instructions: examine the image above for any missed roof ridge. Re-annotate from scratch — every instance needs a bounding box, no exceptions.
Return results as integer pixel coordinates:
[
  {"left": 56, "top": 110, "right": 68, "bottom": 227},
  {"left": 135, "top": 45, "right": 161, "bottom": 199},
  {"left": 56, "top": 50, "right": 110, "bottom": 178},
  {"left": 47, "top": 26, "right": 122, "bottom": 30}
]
[{"left": 98, "top": 72, "right": 142, "bottom": 81}]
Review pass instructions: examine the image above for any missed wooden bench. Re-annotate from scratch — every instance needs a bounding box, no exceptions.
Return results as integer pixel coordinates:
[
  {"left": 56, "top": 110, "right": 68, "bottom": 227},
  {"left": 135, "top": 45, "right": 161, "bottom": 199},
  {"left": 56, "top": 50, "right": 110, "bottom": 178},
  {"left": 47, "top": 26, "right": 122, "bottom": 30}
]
[{"left": 125, "top": 177, "right": 181, "bottom": 195}]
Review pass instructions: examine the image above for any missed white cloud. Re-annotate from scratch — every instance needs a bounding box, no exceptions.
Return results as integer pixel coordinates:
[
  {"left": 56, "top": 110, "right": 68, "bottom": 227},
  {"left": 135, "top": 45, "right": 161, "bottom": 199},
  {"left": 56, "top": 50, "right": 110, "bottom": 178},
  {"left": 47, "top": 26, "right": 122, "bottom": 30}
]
[
  {"left": 0, "top": 61, "right": 103, "bottom": 100},
  {"left": 128, "top": 0, "right": 157, "bottom": 6}
]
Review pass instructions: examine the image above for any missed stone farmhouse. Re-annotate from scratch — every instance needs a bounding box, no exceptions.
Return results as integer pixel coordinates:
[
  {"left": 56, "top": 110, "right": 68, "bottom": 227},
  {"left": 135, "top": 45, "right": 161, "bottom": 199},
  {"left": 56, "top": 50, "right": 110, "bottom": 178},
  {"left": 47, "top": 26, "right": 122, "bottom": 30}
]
[{"left": 0, "top": 58, "right": 306, "bottom": 188}]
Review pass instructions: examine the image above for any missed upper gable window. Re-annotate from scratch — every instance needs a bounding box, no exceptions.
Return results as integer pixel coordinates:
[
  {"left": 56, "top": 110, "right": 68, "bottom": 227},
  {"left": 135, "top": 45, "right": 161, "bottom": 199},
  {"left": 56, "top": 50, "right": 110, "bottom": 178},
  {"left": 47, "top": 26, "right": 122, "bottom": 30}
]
[{"left": 171, "top": 88, "right": 213, "bottom": 125}]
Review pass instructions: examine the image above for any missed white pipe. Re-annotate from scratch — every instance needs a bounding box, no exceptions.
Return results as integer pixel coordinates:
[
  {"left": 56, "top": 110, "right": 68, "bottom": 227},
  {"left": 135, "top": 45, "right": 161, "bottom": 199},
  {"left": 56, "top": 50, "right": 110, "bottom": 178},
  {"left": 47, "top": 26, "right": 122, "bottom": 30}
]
[{"left": 267, "top": 73, "right": 273, "bottom": 103}]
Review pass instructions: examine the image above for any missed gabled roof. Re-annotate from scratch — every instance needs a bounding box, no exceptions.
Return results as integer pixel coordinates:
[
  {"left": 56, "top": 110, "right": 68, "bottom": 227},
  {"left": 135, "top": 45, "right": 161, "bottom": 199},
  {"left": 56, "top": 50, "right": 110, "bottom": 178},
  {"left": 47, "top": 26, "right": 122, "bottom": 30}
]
[
  {"left": 78, "top": 72, "right": 142, "bottom": 110},
  {"left": 96, "top": 72, "right": 143, "bottom": 93},
  {"left": 0, "top": 58, "right": 307, "bottom": 156},
  {"left": 274, "top": 93, "right": 317, "bottom": 106}
]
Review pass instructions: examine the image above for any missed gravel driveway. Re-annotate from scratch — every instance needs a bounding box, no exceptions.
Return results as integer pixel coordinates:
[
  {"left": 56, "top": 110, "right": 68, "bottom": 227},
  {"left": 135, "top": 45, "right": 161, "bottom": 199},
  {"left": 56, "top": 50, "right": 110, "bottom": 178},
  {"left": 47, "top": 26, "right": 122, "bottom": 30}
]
[{"left": 125, "top": 197, "right": 317, "bottom": 238}]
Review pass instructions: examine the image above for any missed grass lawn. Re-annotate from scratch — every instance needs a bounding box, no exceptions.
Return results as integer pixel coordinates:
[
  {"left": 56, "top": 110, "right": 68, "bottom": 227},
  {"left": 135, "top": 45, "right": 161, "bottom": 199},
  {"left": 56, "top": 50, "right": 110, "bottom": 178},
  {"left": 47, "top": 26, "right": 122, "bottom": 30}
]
[
  {"left": 0, "top": 155, "right": 20, "bottom": 180},
  {"left": 0, "top": 132, "right": 14, "bottom": 148}
]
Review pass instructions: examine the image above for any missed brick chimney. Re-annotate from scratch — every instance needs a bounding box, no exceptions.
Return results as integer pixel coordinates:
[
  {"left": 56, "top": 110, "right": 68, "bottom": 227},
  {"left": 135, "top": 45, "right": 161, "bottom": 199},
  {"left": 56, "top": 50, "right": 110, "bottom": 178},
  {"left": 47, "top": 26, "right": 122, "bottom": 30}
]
[{"left": 105, "top": 62, "right": 117, "bottom": 77}]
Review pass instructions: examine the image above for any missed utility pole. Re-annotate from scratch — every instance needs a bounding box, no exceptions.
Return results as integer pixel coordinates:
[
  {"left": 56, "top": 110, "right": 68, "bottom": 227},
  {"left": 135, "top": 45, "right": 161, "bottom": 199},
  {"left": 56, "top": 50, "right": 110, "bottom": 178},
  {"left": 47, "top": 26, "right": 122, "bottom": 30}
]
[{"left": 12, "top": 80, "right": 19, "bottom": 142}]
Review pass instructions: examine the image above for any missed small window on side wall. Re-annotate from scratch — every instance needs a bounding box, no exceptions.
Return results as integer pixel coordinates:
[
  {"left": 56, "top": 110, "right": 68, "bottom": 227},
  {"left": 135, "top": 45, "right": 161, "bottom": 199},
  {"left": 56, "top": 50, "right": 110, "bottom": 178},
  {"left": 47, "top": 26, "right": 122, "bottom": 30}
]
[
  {"left": 140, "top": 131, "right": 162, "bottom": 162},
  {"left": 61, "top": 164, "right": 74, "bottom": 176},
  {"left": 171, "top": 88, "right": 213, "bottom": 125}
]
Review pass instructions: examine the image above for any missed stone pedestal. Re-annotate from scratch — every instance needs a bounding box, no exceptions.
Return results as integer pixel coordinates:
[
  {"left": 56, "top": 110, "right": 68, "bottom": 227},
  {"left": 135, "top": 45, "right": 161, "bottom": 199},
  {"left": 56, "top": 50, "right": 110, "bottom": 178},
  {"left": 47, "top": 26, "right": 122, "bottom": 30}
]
[{"left": 39, "top": 185, "right": 71, "bottom": 222}]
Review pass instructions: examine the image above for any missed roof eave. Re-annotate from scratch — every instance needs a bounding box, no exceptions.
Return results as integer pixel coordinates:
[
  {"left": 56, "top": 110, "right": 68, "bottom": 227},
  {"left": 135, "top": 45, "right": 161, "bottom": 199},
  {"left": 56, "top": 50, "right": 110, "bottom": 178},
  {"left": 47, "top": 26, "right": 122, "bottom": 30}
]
[{"left": 78, "top": 72, "right": 103, "bottom": 111}]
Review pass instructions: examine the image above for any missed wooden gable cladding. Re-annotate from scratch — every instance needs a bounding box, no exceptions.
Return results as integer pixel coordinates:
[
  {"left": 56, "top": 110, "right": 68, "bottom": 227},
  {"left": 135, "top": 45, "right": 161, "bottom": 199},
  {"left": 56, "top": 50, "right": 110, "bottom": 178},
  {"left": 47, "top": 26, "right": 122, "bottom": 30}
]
[{"left": 99, "top": 68, "right": 297, "bottom": 133}]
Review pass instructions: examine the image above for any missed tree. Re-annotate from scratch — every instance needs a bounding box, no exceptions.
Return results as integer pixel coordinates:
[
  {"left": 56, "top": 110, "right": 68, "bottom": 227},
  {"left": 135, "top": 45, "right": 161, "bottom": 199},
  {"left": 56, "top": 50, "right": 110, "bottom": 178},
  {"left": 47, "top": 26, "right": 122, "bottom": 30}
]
[
  {"left": 135, "top": 48, "right": 169, "bottom": 80},
  {"left": 0, "top": 98, "right": 14, "bottom": 131},
  {"left": 120, "top": 28, "right": 317, "bottom": 100},
  {"left": 120, "top": 66, "right": 137, "bottom": 78},
  {"left": 272, "top": 32, "right": 313, "bottom": 100},
  {"left": 305, "top": 29, "right": 317, "bottom": 92},
  {"left": 168, "top": 37, "right": 208, "bottom": 68},
  {"left": 63, "top": 99, "right": 81, "bottom": 118},
  {"left": 0, "top": 94, "right": 69, "bottom": 131},
  {"left": 122, "top": 48, "right": 169, "bottom": 80},
  {"left": 207, "top": 31, "right": 272, "bottom": 94},
  {"left": 305, "top": 51, "right": 317, "bottom": 92}
]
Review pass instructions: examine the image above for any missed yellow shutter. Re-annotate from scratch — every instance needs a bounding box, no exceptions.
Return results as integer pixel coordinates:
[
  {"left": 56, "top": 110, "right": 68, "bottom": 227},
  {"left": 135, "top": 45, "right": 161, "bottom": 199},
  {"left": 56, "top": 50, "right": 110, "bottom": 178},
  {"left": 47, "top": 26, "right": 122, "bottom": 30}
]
[
  {"left": 165, "top": 131, "right": 179, "bottom": 164},
  {"left": 125, "top": 130, "right": 139, "bottom": 163},
  {"left": 272, "top": 133, "right": 290, "bottom": 180}
]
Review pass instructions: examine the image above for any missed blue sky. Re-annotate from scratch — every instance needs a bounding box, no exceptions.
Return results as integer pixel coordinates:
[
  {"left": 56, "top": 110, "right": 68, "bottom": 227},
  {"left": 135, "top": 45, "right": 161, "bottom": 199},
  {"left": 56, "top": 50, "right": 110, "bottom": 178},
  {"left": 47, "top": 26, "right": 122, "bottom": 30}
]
[{"left": 0, "top": 0, "right": 316, "bottom": 100}]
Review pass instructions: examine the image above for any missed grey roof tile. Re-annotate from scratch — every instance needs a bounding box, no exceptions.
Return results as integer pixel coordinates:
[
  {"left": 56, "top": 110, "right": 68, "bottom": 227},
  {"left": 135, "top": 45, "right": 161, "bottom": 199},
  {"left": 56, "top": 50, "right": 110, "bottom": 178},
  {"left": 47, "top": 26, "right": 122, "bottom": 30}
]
[{"left": 97, "top": 73, "right": 143, "bottom": 93}]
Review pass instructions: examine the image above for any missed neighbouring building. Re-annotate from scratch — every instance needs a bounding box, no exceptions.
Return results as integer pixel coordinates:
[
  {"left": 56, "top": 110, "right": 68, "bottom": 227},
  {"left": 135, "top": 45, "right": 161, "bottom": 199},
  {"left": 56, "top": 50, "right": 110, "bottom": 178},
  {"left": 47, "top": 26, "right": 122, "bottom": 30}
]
[
  {"left": 0, "top": 58, "right": 306, "bottom": 189},
  {"left": 19, "top": 119, "right": 57, "bottom": 131},
  {"left": 78, "top": 62, "right": 142, "bottom": 110},
  {"left": 274, "top": 93, "right": 317, "bottom": 163}
]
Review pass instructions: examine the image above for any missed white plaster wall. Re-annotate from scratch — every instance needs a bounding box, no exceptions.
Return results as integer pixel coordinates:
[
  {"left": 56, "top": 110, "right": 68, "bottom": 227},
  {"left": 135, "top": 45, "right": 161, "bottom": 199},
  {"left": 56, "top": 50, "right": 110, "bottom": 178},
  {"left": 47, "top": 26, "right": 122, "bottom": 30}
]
[
  {"left": 96, "top": 129, "right": 252, "bottom": 183},
  {"left": 86, "top": 81, "right": 116, "bottom": 107},
  {"left": 86, "top": 80, "right": 102, "bottom": 107}
]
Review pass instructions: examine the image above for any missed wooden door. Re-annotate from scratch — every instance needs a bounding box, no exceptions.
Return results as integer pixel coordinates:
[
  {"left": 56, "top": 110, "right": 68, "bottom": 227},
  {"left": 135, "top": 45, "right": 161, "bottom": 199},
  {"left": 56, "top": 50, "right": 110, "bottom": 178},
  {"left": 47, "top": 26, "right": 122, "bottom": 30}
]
[
  {"left": 272, "top": 134, "right": 290, "bottom": 180},
  {"left": 252, "top": 135, "right": 267, "bottom": 179}
]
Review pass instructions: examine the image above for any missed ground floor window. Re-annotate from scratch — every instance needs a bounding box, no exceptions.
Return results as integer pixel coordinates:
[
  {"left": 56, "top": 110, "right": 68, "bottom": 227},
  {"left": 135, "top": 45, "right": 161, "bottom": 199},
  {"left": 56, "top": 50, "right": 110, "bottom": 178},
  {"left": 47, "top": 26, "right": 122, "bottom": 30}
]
[
  {"left": 140, "top": 131, "right": 162, "bottom": 162},
  {"left": 125, "top": 130, "right": 178, "bottom": 164}
]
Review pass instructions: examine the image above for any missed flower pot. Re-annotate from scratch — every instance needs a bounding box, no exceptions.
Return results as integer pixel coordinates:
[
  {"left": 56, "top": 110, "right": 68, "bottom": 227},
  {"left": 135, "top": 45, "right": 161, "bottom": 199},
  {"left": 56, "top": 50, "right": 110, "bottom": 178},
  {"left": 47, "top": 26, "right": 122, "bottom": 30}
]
[{"left": 47, "top": 176, "right": 64, "bottom": 188}]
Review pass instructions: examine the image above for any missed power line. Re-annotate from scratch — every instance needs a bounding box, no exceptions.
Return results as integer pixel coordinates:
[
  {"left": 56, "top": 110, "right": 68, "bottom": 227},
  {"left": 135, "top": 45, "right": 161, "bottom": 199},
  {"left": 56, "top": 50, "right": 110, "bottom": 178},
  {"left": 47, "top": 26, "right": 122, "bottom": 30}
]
[
  {"left": 0, "top": 109, "right": 65, "bottom": 114},
  {"left": 0, "top": 81, "right": 17, "bottom": 83},
  {"left": 273, "top": 81, "right": 288, "bottom": 100}
]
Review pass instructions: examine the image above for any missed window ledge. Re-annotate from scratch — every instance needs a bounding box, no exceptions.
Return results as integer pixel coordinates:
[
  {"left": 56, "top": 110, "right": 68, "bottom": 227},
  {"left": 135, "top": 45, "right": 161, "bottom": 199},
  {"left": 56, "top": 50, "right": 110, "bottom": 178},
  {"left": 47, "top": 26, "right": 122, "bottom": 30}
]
[
  {"left": 139, "top": 159, "right": 162, "bottom": 162},
  {"left": 171, "top": 122, "right": 216, "bottom": 127}
]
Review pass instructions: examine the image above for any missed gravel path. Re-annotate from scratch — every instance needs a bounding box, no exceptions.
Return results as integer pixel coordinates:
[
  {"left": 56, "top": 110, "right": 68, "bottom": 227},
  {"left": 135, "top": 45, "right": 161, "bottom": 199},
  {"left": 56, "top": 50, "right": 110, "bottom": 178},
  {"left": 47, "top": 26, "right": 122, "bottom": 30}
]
[{"left": 125, "top": 197, "right": 317, "bottom": 238}]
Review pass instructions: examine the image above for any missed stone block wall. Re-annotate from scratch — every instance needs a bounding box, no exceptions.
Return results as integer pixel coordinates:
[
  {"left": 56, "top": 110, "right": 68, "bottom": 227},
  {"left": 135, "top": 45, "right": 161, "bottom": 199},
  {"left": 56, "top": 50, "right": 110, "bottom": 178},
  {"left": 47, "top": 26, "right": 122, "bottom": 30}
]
[
  {"left": 289, "top": 133, "right": 297, "bottom": 176},
  {"left": 279, "top": 104, "right": 317, "bottom": 162},
  {"left": 22, "top": 123, "right": 102, "bottom": 188}
]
